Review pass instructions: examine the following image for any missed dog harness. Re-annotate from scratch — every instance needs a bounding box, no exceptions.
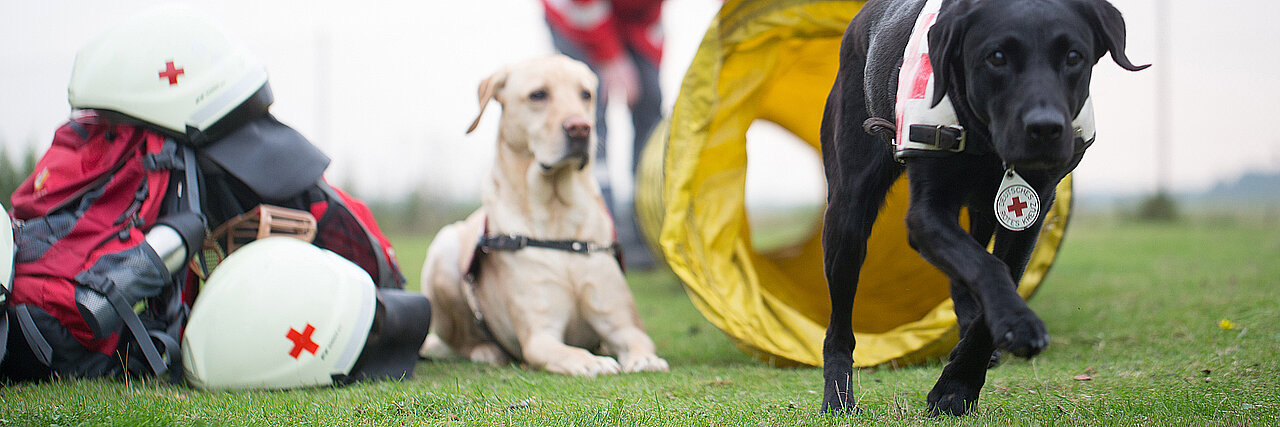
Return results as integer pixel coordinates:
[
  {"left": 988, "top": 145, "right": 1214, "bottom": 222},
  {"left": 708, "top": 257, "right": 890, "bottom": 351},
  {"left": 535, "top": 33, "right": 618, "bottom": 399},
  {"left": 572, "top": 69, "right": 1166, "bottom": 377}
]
[
  {"left": 456, "top": 211, "right": 623, "bottom": 362},
  {"left": 886, "top": 0, "right": 1098, "bottom": 160}
]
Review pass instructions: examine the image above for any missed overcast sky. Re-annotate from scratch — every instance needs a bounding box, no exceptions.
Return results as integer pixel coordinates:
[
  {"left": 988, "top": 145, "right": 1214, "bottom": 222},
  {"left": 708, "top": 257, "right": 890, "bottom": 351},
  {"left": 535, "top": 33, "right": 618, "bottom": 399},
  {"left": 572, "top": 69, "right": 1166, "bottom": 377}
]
[{"left": 2, "top": 0, "right": 1278, "bottom": 206}]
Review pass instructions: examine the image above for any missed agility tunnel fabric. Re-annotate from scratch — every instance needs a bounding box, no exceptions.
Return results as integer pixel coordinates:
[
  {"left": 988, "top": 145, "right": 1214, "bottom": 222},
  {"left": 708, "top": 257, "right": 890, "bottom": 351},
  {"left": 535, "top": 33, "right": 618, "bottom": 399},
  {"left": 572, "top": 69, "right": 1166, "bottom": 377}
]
[{"left": 635, "top": 0, "right": 1072, "bottom": 367}]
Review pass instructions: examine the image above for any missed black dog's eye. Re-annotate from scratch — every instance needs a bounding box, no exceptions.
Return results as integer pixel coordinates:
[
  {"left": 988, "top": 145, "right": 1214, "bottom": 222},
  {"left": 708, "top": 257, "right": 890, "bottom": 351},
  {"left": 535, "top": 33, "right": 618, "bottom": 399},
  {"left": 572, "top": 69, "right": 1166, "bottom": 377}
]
[
  {"left": 1066, "top": 50, "right": 1083, "bottom": 66},
  {"left": 986, "top": 51, "right": 1007, "bottom": 67},
  {"left": 581, "top": 90, "right": 592, "bottom": 101},
  {"left": 529, "top": 89, "right": 548, "bottom": 101}
]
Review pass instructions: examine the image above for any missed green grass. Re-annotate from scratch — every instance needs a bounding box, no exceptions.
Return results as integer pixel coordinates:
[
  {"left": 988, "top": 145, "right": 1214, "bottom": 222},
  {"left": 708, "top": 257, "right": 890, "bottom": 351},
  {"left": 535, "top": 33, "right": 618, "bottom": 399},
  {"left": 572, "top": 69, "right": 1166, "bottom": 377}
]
[{"left": 2, "top": 216, "right": 1278, "bottom": 425}]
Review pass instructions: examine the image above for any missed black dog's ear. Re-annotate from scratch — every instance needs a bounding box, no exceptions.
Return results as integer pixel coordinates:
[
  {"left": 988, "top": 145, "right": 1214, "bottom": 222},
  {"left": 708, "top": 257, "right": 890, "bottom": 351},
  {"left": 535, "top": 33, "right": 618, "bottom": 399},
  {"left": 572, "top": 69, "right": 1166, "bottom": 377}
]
[
  {"left": 926, "top": 0, "right": 975, "bottom": 107},
  {"left": 1071, "top": 0, "right": 1150, "bottom": 71}
]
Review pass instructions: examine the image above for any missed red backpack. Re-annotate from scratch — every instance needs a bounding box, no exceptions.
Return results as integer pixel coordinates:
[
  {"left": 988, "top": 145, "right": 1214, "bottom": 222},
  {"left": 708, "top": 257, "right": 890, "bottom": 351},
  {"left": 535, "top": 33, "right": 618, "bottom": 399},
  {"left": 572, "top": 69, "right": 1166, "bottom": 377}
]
[{"left": 1, "top": 112, "right": 404, "bottom": 380}]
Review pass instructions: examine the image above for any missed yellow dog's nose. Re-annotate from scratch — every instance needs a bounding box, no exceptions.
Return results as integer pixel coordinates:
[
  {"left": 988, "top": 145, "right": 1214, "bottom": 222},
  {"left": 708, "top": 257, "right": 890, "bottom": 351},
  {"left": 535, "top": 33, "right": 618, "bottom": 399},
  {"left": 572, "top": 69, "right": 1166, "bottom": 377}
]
[{"left": 563, "top": 117, "right": 592, "bottom": 140}]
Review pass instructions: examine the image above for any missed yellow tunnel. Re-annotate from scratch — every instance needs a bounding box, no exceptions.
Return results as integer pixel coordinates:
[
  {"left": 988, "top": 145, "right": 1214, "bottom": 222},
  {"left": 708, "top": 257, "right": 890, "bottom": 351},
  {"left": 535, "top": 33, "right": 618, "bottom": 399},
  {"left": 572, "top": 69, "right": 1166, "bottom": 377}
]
[{"left": 635, "top": 0, "right": 1072, "bottom": 367}]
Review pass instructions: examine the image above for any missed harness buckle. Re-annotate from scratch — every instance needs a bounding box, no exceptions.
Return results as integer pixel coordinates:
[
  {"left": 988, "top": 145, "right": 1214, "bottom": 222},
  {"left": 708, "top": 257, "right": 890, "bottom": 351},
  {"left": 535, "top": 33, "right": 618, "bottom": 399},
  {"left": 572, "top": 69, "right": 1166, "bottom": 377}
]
[{"left": 943, "top": 125, "right": 965, "bottom": 153}]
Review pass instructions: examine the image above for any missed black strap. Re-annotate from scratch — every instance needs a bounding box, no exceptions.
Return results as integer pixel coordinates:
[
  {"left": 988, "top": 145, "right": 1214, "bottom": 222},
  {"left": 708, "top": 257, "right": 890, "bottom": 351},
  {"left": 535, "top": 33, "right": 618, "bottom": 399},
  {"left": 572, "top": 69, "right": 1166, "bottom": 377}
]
[
  {"left": 142, "top": 141, "right": 182, "bottom": 171},
  {"left": 105, "top": 287, "right": 168, "bottom": 377},
  {"left": 149, "top": 329, "right": 183, "bottom": 383},
  {"left": 0, "top": 311, "right": 9, "bottom": 365},
  {"left": 908, "top": 124, "right": 967, "bottom": 152},
  {"left": 461, "top": 232, "right": 621, "bottom": 365},
  {"left": 459, "top": 269, "right": 523, "bottom": 364},
  {"left": 478, "top": 234, "right": 619, "bottom": 256},
  {"left": 901, "top": 123, "right": 1096, "bottom": 156},
  {"left": 176, "top": 143, "right": 211, "bottom": 278},
  {"left": 179, "top": 144, "right": 203, "bottom": 216},
  {"left": 73, "top": 270, "right": 169, "bottom": 377},
  {"left": 14, "top": 305, "right": 53, "bottom": 366}
]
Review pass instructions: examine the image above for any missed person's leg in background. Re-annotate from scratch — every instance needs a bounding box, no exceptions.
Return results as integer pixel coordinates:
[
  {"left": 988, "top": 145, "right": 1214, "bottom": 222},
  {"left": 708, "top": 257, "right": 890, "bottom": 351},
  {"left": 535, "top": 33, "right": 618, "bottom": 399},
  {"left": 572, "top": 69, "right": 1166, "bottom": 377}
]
[{"left": 614, "top": 44, "right": 662, "bottom": 269}]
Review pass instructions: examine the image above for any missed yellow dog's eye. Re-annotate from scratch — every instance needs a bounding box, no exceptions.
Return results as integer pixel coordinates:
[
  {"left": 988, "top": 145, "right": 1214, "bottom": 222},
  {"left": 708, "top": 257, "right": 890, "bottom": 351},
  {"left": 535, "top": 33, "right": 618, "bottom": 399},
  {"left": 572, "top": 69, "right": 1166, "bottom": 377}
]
[
  {"left": 986, "top": 51, "right": 1007, "bottom": 67},
  {"left": 581, "top": 90, "right": 592, "bottom": 101},
  {"left": 529, "top": 90, "right": 548, "bottom": 101},
  {"left": 1066, "top": 50, "right": 1083, "bottom": 66}
]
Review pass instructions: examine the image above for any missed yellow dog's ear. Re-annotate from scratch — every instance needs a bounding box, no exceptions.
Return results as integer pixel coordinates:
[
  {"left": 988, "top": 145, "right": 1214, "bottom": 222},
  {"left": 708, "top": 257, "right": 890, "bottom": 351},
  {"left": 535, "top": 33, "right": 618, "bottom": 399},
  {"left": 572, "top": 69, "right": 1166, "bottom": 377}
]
[{"left": 466, "top": 67, "right": 510, "bottom": 134}]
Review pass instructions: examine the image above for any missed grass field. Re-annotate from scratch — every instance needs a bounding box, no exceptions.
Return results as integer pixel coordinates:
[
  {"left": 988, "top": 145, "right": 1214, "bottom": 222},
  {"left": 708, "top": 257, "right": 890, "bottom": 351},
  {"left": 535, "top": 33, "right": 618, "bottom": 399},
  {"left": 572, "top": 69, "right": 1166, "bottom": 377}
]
[{"left": 2, "top": 215, "right": 1278, "bottom": 425}]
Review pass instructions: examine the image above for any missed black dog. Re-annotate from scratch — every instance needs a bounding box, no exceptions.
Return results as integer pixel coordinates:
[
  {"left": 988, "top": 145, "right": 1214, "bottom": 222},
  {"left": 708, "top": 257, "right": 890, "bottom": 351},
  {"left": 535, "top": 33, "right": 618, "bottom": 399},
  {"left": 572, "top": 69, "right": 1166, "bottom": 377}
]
[{"left": 819, "top": 0, "right": 1147, "bottom": 416}]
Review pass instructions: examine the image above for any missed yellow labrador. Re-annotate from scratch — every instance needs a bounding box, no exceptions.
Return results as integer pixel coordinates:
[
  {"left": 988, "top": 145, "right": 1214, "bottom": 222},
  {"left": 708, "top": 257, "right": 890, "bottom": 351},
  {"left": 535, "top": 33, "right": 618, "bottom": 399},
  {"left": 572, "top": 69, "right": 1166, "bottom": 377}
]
[{"left": 419, "top": 55, "right": 668, "bottom": 376}]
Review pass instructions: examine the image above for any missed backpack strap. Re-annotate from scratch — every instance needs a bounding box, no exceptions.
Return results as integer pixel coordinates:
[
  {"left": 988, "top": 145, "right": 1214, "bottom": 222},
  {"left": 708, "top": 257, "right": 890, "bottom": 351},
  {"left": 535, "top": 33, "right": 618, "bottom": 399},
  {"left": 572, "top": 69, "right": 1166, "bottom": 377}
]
[
  {"left": 0, "top": 311, "right": 8, "bottom": 366},
  {"left": 75, "top": 270, "right": 171, "bottom": 377},
  {"left": 12, "top": 305, "right": 54, "bottom": 366}
]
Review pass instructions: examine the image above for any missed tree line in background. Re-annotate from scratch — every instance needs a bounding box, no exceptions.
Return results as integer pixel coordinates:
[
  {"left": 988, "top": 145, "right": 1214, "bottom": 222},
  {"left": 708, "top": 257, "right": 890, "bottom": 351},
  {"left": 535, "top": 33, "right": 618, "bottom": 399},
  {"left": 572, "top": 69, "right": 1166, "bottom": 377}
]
[
  {"left": 0, "top": 145, "right": 39, "bottom": 204},
  {"left": 361, "top": 188, "right": 477, "bottom": 237},
  {"left": 8, "top": 141, "right": 1276, "bottom": 232}
]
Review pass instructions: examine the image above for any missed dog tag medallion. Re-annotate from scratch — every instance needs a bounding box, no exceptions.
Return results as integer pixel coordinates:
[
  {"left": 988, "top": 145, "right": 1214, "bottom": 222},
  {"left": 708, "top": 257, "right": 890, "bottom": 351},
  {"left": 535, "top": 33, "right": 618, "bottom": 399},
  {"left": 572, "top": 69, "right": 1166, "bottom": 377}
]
[{"left": 994, "top": 169, "right": 1039, "bottom": 231}]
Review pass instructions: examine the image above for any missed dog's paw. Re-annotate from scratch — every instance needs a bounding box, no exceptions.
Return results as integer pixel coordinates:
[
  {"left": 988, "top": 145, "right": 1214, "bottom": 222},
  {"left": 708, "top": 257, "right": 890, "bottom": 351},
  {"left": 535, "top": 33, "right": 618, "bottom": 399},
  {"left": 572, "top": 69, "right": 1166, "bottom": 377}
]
[
  {"left": 989, "top": 309, "right": 1049, "bottom": 358},
  {"left": 820, "top": 379, "right": 860, "bottom": 415},
  {"left": 926, "top": 391, "right": 977, "bottom": 417},
  {"left": 820, "top": 395, "right": 860, "bottom": 415},
  {"left": 987, "top": 349, "right": 1004, "bottom": 369},
  {"left": 926, "top": 376, "right": 982, "bottom": 417},
  {"left": 468, "top": 344, "right": 511, "bottom": 365},
  {"left": 419, "top": 334, "right": 454, "bottom": 360},
  {"left": 619, "top": 354, "right": 669, "bottom": 373},
  {"left": 547, "top": 354, "right": 622, "bottom": 377}
]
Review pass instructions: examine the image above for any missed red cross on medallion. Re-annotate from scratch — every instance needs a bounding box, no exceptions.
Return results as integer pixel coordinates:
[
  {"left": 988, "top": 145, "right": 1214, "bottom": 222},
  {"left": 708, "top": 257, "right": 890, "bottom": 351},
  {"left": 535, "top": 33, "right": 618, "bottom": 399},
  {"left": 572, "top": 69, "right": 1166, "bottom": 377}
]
[
  {"left": 158, "top": 61, "right": 185, "bottom": 86},
  {"left": 1007, "top": 197, "right": 1029, "bottom": 217},
  {"left": 286, "top": 324, "right": 319, "bottom": 359}
]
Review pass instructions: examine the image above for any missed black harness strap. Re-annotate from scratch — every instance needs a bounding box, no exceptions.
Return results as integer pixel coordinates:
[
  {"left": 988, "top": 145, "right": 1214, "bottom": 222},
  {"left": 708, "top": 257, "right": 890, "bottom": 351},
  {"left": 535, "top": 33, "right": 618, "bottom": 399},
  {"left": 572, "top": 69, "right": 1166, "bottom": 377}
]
[
  {"left": 478, "top": 234, "right": 620, "bottom": 257},
  {"left": 461, "top": 227, "right": 623, "bottom": 364}
]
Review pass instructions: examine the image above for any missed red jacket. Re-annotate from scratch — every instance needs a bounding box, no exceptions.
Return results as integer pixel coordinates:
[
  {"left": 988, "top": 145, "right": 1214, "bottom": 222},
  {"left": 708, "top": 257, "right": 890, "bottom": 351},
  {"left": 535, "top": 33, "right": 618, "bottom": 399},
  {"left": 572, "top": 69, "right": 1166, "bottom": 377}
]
[{"left": 543, "top": 0, "right": 664, "bottom": 65}]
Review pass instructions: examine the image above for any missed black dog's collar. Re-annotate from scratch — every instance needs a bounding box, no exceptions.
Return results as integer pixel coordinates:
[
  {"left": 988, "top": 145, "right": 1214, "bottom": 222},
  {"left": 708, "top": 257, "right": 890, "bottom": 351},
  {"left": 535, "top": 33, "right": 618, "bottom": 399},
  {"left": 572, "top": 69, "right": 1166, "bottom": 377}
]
[
  {"left": 865, "top": 117, "right": 1096, "bottom": 160},
  {"left": 907, "top": 123, "right": 967, "bottom": 153}
]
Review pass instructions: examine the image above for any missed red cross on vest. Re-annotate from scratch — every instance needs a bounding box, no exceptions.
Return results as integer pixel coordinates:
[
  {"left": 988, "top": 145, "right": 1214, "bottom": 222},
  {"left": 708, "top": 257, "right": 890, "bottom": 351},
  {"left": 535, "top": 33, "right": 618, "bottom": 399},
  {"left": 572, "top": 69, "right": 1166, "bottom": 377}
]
[
  {"left": 1007, "top": 197, "right": 1029, "bottom": 217},
  {"left": 158, "top": 61, "right": 185, "bottom": 85},
  {"left": 286, "top": 324, "right": 320, "bottom": 358}
]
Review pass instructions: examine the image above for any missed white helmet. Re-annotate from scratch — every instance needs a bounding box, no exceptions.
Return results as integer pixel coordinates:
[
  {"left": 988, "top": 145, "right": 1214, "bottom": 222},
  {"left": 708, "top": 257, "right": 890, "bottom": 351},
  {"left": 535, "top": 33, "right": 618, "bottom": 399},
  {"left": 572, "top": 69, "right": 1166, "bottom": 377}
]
[
  {"left": 182, "top": 237, "right": 431, "bottom": 390},
  {"left": 0, "top": 204, "right": 14, "bottom": 364},
  {"left": 0, "top": 203, "right": 14, "bottom": 306},
  {"left": 67, "top": 6, "right": 268, "bottom": 141}
]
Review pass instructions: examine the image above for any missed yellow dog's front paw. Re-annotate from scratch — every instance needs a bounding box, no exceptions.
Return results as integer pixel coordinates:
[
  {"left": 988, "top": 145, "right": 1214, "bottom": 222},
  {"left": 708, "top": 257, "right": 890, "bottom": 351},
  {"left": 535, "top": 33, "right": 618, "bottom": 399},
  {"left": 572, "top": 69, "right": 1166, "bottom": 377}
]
[
  {"left": 468, "top": 344, "right": 511, "bottom": 365},
  {"left": 547, "top": 353, "right": 621, "bottom": 377},
  {"left": 620, "top": 354, "right": 669, "bottom": 373}
]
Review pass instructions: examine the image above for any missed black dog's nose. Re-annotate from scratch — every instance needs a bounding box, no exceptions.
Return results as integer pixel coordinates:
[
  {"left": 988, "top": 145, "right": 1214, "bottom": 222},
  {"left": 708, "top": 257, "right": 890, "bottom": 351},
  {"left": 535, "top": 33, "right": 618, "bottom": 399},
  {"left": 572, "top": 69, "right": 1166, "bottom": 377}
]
[
  {"left": 564, "top": 118, "right": 592, "bottom": 140},
  {"left": 1024, "top": 110, "right": 1064, "bottom": 143}
]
